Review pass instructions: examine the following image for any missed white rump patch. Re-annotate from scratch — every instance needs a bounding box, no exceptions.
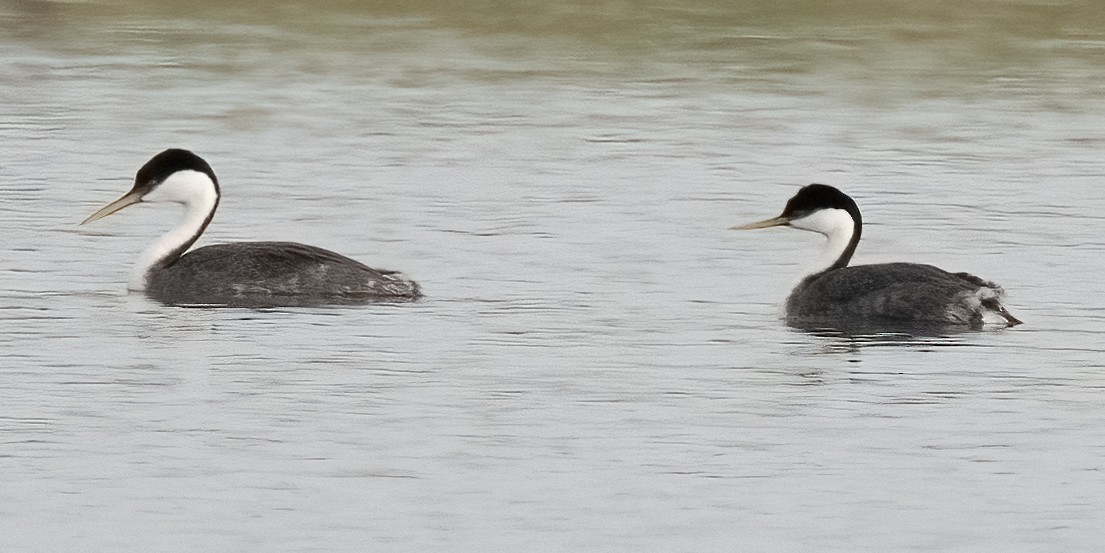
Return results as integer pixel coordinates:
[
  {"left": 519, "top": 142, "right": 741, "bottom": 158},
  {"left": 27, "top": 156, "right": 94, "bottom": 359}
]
[{"left": 949, "top": 286, "right": 1009, "bottom": 326}]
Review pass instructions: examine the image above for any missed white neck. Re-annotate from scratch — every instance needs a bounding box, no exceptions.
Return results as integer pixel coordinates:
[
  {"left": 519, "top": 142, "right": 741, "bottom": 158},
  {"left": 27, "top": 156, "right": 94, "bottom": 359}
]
[
  {"left": 128, "top": 171, "right": 219, "bottom": 290},
  {"left": 788, "top": 208, "right": 855, "bottom": 278}
]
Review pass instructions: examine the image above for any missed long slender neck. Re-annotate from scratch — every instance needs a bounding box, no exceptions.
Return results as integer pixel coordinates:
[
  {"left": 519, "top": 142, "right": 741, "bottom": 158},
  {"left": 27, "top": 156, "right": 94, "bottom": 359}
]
[
  {"left": 791, "top": 208, "right": 861, "bottom": 279},
  {"left": 128, "top": 175, "right": 219, "bottom": 290}
]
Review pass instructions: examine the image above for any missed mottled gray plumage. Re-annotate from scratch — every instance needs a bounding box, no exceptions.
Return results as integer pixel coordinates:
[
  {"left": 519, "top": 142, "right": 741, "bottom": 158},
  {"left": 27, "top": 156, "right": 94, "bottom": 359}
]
[
  {"left": 146, "top": 242, "right": 421, "bottom": 306},
  {"left": 787, "top": 262, "right": 1014, "bottom": 327}
]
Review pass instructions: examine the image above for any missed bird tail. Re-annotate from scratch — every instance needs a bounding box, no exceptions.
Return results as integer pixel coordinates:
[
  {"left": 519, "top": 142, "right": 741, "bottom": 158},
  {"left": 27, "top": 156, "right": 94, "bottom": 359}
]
[{"left": 981, "top": 297, "right": 1022, "bottom": 327}]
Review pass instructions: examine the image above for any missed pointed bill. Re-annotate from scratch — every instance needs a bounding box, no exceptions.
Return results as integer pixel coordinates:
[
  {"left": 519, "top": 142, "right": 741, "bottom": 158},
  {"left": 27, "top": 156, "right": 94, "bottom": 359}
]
[
  {"left": 730, "top": 215, "right": 791, "bottom": 230},
  {"left": 81, "top": 190, "right": 143, "bottom": 225}
]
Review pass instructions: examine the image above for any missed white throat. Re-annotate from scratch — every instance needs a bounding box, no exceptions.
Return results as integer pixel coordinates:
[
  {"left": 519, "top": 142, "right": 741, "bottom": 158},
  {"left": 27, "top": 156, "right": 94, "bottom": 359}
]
[
  {"left": 128, "top": 170, "right": 219, "bottom": 290},
  {"left": 788, "top": 208, "right": 855, "bottom": 278}
]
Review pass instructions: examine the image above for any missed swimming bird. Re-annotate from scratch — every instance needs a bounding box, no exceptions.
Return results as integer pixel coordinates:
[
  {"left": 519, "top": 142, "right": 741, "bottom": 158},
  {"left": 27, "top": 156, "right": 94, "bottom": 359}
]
[
  {"left": 82, "top": 148, "right": 421, "bottom": 306},
  {"left": 733, "top": 184, "right": 1021, "bottom": 327}
]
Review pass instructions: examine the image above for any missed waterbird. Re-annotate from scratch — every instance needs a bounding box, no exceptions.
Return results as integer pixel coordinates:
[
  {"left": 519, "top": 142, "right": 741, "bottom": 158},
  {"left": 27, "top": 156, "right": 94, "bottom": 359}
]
[
  {"left": 82, "top": 149, "right": 421, "bottom": 306},
  {"left": 733, "top": 184, "right": 1021, "bottom": 328}
]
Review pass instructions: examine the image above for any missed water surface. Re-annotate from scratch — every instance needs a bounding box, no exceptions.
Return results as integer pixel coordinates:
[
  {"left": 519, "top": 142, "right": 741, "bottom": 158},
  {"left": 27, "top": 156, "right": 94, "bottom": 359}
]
[{"left": 2, "top": 1, "right": 1105, "bottom": 551}]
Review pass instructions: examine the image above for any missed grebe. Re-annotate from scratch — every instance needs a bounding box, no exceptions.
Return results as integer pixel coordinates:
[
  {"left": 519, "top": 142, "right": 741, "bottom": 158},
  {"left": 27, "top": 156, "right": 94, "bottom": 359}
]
[
  {"left": 733, "top": 184, "right": 1020, "bottom": 327},
  {"left": 82, "top": 149, "right": 421, "bottom": 306}
]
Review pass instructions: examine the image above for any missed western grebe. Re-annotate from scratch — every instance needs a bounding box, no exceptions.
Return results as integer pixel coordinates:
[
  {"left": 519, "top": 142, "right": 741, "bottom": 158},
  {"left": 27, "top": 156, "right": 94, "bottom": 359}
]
[
  {"left": 81, "top": 149, "right": 421, "bottom": 306},
  {"left": 733, "top": 184, "right": 1021, "bottom": 327}
]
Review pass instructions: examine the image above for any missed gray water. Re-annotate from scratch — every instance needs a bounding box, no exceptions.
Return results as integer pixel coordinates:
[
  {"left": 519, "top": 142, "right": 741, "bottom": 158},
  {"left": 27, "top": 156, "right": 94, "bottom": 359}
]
[{"left": 3, "top": 1, "right": 1105, "bottom": 551}]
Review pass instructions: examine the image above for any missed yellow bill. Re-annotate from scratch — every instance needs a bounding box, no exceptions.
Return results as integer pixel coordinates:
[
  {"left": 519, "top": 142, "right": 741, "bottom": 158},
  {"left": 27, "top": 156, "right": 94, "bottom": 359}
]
[
  {"left": 730, "top": 215, "right": 791, "bottom": 230},
  {"left": 81, "top": 190, "right": 143, "bottom": 225}
]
